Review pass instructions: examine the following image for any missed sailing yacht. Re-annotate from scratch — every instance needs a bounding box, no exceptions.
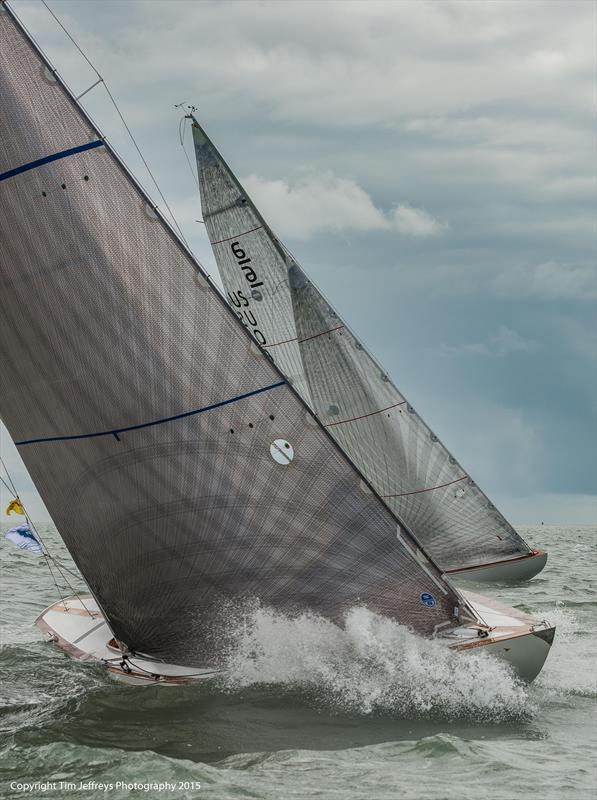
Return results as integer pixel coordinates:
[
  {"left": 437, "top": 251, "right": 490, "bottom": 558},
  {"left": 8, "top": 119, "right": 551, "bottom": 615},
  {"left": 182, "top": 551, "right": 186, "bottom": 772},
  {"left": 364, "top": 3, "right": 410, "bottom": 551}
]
[
  {"left": 0, "top": 1, "right": 553, "bottom": 685},
  {"left": 190, "top": 120, "right": 547, "bottom": 585}
]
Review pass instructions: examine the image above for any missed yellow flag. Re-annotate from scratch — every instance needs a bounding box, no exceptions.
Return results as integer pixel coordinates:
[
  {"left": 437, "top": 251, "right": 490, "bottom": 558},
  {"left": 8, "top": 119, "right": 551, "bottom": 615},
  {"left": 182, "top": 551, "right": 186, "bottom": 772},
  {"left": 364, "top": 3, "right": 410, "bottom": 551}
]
[{"left": 6, "top": 497, "right": 24, "bottom": 516}]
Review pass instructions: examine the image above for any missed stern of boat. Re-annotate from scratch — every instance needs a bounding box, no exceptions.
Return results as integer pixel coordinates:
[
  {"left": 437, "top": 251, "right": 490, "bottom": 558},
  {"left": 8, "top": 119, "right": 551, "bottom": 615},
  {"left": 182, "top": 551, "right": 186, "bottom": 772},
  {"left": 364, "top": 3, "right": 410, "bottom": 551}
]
[
  {"left": 35, "top": 595, "right": 219, "bottom": 685},
  {"left": 446, "top": 549, "right": 548, "bottom": 584}
]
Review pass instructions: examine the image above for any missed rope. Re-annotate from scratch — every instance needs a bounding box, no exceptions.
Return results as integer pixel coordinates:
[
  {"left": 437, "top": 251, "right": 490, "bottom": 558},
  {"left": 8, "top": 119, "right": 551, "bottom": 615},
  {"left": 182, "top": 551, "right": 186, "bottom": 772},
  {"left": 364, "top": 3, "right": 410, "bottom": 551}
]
[
  {"left": 264, "top": 325, "right": 344, "bottom": 349},
  {"left": 125, "top": 655, "right": 220, "bottom": 681},
  {"left": 179, "top": 115, "right": 200, "bottom": 191},
  {"left": 211, "top": 226, "right": 264, "bottom": 245},
  {"left": 99, "top": 652, "right": 219, "bottom": 681},
  {"left": 0, "top": 454, "right": 91, "bottom": 613},
  {"left": 0, "top": 474, "right": 15, "bottom": 497},
  {"left": 40, "top": 0, "right": 189, "bottom": 248}
]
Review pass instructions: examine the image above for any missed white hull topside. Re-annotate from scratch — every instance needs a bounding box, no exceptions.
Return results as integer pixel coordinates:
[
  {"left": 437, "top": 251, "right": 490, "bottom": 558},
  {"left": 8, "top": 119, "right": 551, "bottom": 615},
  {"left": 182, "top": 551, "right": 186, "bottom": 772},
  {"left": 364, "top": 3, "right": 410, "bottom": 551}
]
[
  {"left": 445, "top": 549, "right": 548, "bottom": 584},
  {"left": 35, "top": 592, "right": 554, "bottom": 686}
]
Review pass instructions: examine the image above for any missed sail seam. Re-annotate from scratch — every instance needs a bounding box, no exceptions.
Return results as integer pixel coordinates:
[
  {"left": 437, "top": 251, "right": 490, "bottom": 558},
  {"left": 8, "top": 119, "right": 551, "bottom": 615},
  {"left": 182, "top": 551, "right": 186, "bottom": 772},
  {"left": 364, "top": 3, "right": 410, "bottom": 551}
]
[
  {"left": 325, "top": 401, "right": 407, "bottom": 427},
  {"left": 0, "top": 140, "right": 103, "bottom": 182},
  {"left": 211, "top": 226, "right": 263, "bottom": 245},
  {"left": 383, "top": 476, "right": 468, "bottom": 498},
  {"left": 14, "top": 381, "right": 286, "bottom": 446},
  {"left": 264, "top": 325, "right": 345, "bottom": 349}
]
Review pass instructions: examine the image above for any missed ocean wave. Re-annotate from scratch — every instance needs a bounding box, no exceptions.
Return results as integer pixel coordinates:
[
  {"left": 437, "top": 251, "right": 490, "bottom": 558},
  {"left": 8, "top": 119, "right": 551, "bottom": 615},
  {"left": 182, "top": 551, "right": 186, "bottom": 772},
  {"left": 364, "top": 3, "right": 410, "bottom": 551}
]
[{"left": 218, "top": 603, "right": 531, "bottom": 721}]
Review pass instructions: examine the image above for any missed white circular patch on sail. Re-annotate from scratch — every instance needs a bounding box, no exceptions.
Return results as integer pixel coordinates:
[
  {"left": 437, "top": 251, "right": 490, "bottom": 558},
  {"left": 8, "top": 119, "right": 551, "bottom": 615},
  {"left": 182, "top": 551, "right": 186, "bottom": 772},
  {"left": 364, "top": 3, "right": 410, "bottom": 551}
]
[{"left": 270, "top": 439, "right": 294, "bottom": 465}]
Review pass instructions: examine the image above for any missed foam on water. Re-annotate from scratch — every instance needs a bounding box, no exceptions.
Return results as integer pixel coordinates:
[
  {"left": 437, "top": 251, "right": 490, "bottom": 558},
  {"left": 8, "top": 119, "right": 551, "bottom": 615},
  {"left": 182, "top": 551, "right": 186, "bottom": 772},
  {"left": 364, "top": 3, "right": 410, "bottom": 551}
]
[{"left": 219, "top": 603, "right": 530, "bottom": 720}]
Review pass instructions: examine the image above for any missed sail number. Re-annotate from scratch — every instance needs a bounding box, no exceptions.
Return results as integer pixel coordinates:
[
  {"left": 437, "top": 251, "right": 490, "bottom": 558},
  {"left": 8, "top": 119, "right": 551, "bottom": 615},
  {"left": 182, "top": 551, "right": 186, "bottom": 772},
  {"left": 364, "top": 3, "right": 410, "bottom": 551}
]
[{"left": 228, "top": 240, "right": 266, "bottom": 345}]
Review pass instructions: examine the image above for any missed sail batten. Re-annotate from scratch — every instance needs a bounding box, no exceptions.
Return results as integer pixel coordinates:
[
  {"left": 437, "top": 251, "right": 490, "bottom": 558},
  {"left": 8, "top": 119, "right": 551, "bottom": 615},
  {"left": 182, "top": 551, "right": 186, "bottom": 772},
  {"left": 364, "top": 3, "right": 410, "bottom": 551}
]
[
  {"left": 0, "top": 140, "right": 104, "bottom": 182},
  {"left": 15, "top": 381, "right": 286, "bottom": 445},
  {"left": 0, "top": 3, "right": 464, "bottom": 667}
]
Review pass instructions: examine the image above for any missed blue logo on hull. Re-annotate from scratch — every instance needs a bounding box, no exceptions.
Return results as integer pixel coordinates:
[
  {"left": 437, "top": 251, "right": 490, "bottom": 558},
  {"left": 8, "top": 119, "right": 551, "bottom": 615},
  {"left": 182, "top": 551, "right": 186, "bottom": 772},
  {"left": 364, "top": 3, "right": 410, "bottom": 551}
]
[{"left": 420, "top": 592, "right": 436, "bottom": 608}]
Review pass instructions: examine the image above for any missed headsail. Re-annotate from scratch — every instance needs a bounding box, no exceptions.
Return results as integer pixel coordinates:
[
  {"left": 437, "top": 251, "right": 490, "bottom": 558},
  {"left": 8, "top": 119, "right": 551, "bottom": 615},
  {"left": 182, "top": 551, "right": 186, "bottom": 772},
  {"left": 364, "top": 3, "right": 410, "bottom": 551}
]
[
  {"left": 193, "top": 123, "right": 312, "bottom": 405},
  {"left": 191, "top": 119, "right": 532, "bottom": 572},
  {"left": 0, "top": 3, "right": 464, "bottom": 666}
]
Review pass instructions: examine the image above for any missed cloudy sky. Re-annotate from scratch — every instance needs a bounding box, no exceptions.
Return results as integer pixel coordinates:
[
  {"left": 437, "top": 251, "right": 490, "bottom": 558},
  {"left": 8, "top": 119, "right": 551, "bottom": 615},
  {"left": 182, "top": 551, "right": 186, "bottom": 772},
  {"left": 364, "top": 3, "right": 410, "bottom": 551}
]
[{"left": 1, "top": 0, "right": 595, "bottom": 526}]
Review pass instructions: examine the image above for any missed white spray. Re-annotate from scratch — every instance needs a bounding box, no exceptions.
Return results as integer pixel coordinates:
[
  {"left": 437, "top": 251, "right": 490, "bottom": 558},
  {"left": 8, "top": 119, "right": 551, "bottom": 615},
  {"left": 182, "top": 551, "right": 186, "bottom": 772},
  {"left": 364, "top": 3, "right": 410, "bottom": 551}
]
[{"left": 219, "top": 604, "right": 530, "bottom": 720}]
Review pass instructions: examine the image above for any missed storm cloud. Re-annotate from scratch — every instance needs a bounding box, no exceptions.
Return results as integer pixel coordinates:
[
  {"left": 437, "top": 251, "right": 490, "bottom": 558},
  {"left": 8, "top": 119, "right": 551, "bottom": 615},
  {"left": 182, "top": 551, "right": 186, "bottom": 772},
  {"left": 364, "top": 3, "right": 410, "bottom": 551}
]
[{"left": 1, "top": 0, "right": 595, "bottom": 525}]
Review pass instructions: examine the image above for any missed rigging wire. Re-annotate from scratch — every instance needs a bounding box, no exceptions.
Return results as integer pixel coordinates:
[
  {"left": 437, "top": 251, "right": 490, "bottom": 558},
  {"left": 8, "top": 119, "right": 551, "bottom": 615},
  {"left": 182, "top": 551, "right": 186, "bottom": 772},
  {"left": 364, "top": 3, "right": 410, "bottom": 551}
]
[
  {"left": 124, "top": 655, "right": 220, "bottom": 681},
  {"left": 179, "top": 114, "right": 200, "bottom": 192},
  {"left": 0, "top": 453, "right": 91, "bottom": 612},
  {"left": 39, "top": 0, "right": 190, "bottom": 248}
]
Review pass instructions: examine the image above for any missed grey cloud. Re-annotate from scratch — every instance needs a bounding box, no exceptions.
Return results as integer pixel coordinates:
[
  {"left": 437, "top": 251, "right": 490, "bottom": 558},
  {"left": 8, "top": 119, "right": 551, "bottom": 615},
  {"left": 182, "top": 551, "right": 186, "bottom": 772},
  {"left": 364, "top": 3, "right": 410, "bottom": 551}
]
[
  {"left": 241, "top": 172, "right": 447, "bottom": 239},
  {"left": 442, "top": 326, "right": 538, "bottom": 358},
  {"left": 3, "top": 0, "right": 594, "bottom": 523}
]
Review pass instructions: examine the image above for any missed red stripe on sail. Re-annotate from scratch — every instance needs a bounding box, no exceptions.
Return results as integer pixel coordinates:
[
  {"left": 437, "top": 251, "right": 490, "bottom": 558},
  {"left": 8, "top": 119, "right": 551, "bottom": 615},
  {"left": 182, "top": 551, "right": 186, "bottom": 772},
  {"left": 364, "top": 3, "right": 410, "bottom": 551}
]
[
  {"left": 325, "top": 401, "right": 407, "bottom": 427},
  {"left": 383, "top": 476, "right": 468, "bottom": 498}
]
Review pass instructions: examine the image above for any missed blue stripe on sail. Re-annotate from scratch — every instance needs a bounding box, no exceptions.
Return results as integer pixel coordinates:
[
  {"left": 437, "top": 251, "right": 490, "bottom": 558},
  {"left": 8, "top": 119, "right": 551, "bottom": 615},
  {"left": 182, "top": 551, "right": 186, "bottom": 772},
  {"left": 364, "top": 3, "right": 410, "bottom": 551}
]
[
  {"left": 0, "top": 140, "right": 104, "bottom": 183},
  {"left": 15, "top": 381, "right": 286, "bottom": 446}
]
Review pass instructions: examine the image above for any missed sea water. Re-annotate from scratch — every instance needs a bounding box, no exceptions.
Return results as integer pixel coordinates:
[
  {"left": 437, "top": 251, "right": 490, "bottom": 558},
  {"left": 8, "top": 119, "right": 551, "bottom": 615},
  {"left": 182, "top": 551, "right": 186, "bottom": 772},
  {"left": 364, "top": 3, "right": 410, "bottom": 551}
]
[{"left": 0, "top": 524, "right": 595, "bottom": 800}]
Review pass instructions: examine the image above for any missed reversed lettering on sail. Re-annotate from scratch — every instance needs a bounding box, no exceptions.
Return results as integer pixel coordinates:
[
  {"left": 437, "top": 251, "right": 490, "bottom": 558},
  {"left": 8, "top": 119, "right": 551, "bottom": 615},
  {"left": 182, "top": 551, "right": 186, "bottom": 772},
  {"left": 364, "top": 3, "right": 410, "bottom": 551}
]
[{"left": 192, "top": 124, "right": 312, "bottom": 402}]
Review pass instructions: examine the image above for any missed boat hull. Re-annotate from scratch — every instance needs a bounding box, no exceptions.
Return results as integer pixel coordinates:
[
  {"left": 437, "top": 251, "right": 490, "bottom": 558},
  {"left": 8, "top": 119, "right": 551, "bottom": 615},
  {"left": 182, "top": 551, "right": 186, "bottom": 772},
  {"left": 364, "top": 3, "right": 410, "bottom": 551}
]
[
  {"left": 446, "top": 549, "right": 547, "bottom": 584},
  {"left": 35, "top": 592, "right": 554, "bottom": 686},
  {"left": 453, "top": 625, "right": 554, "bottom": 682},
  {"left": 34, "top": 596, "right": 217, "bottom": 685},
  {"left": 450, "top": 589, "right": 555, "bottom": 682}
]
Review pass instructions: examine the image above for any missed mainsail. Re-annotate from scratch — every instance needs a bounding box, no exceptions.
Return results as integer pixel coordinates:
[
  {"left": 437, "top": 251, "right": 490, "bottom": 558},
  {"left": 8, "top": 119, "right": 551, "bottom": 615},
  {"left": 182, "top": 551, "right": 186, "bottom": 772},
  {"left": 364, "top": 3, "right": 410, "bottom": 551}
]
[
  {"left": 0, "top": 3, "right": 466, "bottom": 667},
  {"left": 191, "top": 120, "right": 533, "bottom": 572}
]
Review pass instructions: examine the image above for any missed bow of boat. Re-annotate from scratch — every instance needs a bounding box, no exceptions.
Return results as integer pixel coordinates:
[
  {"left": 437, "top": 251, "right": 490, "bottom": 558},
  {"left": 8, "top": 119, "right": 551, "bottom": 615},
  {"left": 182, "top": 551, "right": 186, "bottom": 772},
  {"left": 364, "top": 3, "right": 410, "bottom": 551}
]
[{"left": 444, "top": 589, "right": 555, "bottom": 682}]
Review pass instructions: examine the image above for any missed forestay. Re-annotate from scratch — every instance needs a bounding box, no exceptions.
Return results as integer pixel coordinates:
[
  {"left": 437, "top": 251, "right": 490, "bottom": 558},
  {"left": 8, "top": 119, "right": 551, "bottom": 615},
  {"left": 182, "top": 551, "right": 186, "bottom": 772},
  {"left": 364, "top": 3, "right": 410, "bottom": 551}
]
[
  {"left": 192, "top": 120, "right": 532, "bottom": 571},
  {"left": 0, "top": 3, "right": 464, "bottom": 667}
]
